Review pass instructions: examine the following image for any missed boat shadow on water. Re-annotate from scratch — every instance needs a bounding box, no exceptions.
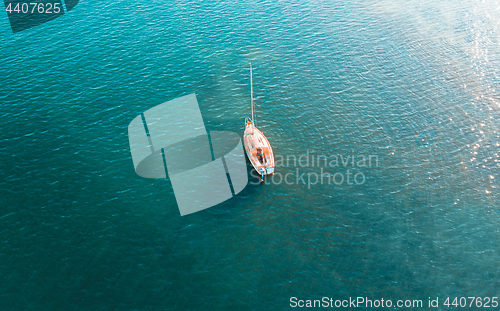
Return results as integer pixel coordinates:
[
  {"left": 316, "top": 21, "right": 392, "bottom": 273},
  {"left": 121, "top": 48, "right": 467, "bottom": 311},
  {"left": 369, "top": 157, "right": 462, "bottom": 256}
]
[{"left": 204, "top": 161, "right": 272, "bottom": 216}]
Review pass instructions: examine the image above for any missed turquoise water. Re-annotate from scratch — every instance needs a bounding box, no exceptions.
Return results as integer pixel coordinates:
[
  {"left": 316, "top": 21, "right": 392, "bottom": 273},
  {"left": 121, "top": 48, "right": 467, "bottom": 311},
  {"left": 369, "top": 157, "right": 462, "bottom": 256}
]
[{"left": 1, "top": 0, "right": 500, "bottom": 309}]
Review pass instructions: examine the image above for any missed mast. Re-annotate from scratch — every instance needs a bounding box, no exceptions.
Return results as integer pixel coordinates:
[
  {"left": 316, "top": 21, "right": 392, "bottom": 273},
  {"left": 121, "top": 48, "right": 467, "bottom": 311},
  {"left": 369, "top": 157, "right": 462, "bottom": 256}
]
[{"left": 250, "top": 63, "right": 255, "bottom": 128}]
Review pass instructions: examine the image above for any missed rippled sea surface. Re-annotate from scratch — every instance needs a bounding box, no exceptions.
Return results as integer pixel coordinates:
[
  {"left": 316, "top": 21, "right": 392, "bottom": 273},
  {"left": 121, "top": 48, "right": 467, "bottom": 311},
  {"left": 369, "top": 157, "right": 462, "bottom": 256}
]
[{"left": 1, "top": 0, "right": 500, "bottom": 310}]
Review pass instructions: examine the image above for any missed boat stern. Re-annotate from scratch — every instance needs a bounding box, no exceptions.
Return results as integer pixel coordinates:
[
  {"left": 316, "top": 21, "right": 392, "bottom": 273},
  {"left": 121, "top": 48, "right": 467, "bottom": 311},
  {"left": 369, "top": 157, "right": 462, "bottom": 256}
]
[{"left": 266, "top": 167, "right": 275, "bottom": 175}]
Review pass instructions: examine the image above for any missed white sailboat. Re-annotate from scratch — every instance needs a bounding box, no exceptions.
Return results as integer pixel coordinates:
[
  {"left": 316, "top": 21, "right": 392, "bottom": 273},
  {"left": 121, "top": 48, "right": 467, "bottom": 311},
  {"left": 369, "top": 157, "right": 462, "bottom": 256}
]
[{"left": 243, "top": 64, "right": 275, "bottom": 181}]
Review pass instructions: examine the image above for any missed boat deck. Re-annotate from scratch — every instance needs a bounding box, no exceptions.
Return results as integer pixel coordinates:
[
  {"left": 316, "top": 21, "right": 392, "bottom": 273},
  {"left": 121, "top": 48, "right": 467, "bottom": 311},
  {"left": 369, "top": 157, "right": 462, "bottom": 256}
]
[{"left": 244, "top": 124, "right": 275, "bottom": 175}]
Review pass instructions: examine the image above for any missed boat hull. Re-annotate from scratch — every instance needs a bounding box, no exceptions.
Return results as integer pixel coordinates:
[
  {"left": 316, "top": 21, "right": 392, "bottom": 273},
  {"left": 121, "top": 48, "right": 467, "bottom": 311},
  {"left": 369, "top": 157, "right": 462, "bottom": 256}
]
[{"left": 243, "top": 124, "right": 275, "bottom": 177}]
